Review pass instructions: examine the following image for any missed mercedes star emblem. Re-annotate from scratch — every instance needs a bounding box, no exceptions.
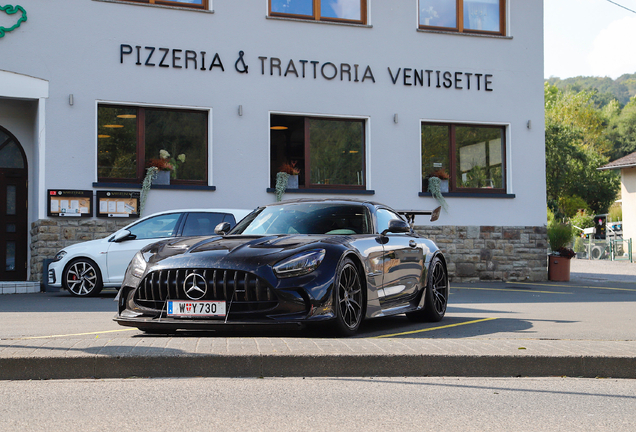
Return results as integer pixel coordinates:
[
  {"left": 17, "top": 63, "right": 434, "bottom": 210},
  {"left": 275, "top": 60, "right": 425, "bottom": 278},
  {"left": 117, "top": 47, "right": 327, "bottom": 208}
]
[{"left": 183, "top": 273, "right": 207, "bottom": 300}]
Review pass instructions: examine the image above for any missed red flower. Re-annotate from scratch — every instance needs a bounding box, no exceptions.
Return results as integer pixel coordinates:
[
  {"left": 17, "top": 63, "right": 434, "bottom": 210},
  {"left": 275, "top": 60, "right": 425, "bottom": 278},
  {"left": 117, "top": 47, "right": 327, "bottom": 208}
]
[{"left": 148, "top": 158, "right": 173, "bottom": 171}]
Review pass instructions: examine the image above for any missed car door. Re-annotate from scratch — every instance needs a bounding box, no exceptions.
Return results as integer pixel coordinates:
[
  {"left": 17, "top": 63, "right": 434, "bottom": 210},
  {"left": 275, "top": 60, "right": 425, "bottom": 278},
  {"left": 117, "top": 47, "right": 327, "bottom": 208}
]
[
  {"left": 375, "top": 208, "right": 424, "bottom": 308},
  {"left": 104, "top": 212, "right": 184, "bottom": 284}
]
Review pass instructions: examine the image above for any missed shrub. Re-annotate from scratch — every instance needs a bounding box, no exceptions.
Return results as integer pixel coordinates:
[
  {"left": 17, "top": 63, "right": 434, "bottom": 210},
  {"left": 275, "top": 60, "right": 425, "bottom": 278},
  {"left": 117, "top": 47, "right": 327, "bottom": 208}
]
[
  {"left": 574, "top": 237, "right": 586, "bottom": 253},
  {"left": 547, "top": 221, "right": 574, "bottom": 254},
  {"left": 570, "top": 210, "right": 594, "bottom": 231},
  {"left": 608, "top": 202, "right": 622, "bottom": 222}
]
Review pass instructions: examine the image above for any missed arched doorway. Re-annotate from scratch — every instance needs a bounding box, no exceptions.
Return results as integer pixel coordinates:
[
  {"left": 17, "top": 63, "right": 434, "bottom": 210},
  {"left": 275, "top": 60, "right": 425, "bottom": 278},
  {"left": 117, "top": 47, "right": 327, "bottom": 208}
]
[{"left": 0, "top": 126, "right": 28, "bottom": 281}]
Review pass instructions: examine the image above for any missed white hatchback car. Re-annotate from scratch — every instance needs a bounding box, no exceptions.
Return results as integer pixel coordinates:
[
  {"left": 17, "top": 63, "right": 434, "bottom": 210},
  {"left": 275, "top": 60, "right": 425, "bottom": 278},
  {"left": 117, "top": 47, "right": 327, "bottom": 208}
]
[{"left": 48, "top": 208, "right": 252, "bottom": 297}]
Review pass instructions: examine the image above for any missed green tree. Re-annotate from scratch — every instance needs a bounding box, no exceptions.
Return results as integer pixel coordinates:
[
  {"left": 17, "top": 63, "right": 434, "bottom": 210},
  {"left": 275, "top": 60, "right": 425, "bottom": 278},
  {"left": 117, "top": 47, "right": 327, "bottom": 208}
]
[
  {"left": 605, "top": 97, "right": 636, "bottom": 161},
  {"left": 544, "top": 84, "right": 620, "bottom": 218}
]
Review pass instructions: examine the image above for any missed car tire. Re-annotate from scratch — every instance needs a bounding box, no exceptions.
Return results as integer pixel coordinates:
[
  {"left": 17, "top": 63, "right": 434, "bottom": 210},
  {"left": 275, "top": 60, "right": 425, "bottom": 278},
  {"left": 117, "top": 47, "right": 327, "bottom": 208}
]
[
  {"left": 331, "top": 257, "right": 364, "bottom": 336},
  {"left": 63, "top": 258, "right": 103, "bottom": 297},
  {"left": 406, "top": 255, "right": 448, "bottom": 322}
]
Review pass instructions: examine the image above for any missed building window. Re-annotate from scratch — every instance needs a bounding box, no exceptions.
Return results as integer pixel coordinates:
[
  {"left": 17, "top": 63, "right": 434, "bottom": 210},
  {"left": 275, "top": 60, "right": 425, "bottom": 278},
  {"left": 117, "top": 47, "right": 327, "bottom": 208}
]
[
  {"left": 270, "top": 114, "right": 366, "bottom": 189},
  {"left": 419, "top": 0, "right": 505, "bottom": 35},
  {"left": 119, "top": 0, "right": 208, "bottom": 10},
  {"left": 97, "top": 104, "right": 208, "bottom": 185},
  {"left": 269, "top": 0, "right": 367, "bottom": 24},
  {"left": 422, "top": 123, "right": 506, "bottom": 193}
]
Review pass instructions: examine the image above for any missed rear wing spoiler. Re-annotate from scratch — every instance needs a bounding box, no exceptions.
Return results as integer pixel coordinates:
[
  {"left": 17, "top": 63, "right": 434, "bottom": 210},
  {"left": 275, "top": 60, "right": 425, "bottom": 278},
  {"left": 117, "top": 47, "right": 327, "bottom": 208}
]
[{"left": 397, "top": 207, "right": 441, "bottom": 227}]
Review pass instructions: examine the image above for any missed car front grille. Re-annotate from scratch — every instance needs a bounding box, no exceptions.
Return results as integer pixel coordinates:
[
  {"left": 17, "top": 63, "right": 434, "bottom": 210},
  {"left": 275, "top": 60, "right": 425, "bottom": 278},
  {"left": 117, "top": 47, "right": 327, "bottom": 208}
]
[{"left": 134, "top": 268, "right": 278, "bottom": 313}]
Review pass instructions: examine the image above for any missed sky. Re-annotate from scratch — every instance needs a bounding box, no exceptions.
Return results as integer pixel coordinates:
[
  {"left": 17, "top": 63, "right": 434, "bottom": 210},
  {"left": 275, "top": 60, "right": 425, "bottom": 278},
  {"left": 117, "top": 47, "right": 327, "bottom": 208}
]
[{"left": 544, "top": 0, "right": 636, "bottom": 79}]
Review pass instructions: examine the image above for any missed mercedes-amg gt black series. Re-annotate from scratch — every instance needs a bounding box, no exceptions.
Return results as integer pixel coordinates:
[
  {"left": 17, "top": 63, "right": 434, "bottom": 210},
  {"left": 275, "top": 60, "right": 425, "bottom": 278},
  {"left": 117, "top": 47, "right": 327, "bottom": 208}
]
[{"left": 114, "top": 199, "right": 449, "bottom": 336}]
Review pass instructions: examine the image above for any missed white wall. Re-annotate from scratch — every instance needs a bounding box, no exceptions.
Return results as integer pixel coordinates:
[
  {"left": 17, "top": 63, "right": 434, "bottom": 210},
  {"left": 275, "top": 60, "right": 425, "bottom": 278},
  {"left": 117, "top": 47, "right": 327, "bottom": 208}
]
[{"left": 1, "top": 0, "right": 546, "bottom": 227}]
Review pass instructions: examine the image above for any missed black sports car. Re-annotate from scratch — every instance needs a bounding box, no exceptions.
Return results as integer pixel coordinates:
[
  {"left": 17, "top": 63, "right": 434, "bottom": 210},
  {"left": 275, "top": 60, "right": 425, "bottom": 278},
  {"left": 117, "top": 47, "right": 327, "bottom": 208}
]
[{"left": 114, "top": 199, "right": 449, "bottom": 336}]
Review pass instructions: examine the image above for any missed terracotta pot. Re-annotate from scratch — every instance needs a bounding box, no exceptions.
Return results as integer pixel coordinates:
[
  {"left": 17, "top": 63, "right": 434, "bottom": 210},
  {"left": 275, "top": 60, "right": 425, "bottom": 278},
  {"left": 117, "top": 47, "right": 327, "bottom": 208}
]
[{"left": 548, "top": 255, "right": 571, "bottom": 281}]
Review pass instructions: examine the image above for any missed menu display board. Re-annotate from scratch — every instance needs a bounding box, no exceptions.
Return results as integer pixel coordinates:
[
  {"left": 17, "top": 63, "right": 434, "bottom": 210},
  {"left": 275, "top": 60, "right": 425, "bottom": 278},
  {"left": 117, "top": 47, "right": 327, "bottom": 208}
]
[
  {"left": 96, "top": 191, "right": 140, "bottom": 218},
  {"left": 48, "top": 190, "right": 93, "bottom": 217}
]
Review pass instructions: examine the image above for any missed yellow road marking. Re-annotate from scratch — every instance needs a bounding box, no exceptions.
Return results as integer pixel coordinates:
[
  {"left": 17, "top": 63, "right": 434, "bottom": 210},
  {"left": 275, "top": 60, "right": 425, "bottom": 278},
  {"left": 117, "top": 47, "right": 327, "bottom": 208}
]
[
  {"left": 512, "top": 281, "right": 636, "bottom": 292},
  {"left": 453, "top": 286, "right": 572, "bottom": 295},
  {"left": 15, "top": 328, "right": 138, "bottom": 340},
  {"left": 372, "top": 317, "right": 498, "bottom": 338}
]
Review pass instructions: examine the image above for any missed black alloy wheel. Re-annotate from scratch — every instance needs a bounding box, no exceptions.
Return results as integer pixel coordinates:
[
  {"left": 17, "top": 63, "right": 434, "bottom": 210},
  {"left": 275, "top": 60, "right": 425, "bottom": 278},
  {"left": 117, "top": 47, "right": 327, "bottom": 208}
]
[
  {"left": 64, "top": 258, "right": 103, "bottom": 297},
  {"left": 332, "top": 257, "right": 364, "bottom": 336},
  {"left": 406, "top": 255, "right": 448, "bottom": 322}
]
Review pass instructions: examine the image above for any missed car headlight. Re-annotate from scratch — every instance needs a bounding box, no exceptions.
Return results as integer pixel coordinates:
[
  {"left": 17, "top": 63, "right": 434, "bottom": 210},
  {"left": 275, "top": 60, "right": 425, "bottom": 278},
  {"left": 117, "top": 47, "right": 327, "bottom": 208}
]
[
  {"left": 128, "top": 251, "right": 147, "bottom": 280},
  {"left": 273, "top": 249, "right": 326, "bottom": 278},
  {"left": 52, "top": 250, "right": 67, "bottom": 262}
]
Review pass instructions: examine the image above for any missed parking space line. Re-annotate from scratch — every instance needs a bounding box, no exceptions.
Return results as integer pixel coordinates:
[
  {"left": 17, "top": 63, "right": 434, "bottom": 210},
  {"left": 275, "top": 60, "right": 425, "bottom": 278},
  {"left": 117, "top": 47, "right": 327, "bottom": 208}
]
[
  {"left": 512, "top": 281, "right": 636, "bottom": 292},
  {"left": 371, "top": 317, "right": 498, "bottom": 338},
  {"left": 454, "top": 286, "right": 572, "bottom": 294},
  {"left": 13, "top": 328, "right": 138, "bottom": 340}
]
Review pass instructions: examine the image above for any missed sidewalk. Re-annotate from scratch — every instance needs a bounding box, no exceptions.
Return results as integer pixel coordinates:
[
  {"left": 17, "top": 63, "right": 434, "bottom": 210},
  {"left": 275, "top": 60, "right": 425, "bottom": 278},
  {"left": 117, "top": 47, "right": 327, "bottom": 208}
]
[
  {"left": 2, "top": 336, "right": 636, "bottom": 380},
  {"left": 570, "top": 257, "right": 636, "bottom": 284}
]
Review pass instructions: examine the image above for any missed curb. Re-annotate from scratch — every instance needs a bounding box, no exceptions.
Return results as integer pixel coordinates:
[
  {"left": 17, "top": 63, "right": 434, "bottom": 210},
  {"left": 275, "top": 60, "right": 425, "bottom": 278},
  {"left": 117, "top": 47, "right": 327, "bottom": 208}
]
[{"left": 2, "top": 353, "right": 635, "bottom": 381}]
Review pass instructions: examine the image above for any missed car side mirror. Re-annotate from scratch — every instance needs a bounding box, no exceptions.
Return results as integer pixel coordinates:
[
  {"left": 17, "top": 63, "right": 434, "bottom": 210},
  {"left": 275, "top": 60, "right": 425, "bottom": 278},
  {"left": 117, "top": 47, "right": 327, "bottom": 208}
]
[
  {"left": 214, "top": 222, "right": 232, "bottom": 235},
  {"left": 112, "top": 229, "right": 135, "bottom": 243},
  {"left": 381, "top": 219, "right": 411, "bottom": 236}
]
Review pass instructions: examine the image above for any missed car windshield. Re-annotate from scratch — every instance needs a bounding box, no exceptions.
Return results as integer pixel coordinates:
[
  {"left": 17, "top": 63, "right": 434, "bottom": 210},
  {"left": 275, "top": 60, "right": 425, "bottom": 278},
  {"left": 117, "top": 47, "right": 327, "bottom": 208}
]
[{"left": 230, "top": 203, "right": 371, "bottom": 235}]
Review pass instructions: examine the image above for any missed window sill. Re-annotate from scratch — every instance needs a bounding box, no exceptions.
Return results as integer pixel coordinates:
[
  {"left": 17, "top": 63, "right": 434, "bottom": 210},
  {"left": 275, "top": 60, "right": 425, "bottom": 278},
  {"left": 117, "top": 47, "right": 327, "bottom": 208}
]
[
  {"left": 266, "top": 16, "right": 372, "bottom": 28},
  {"left": 92, "top": 0, "right": 214, "bottom": 13},
  {"left": 93, "top": 182, "right": 216, "bottom": 191},
  {"left": 419, "top": 192, "right": 515, "bottom": 198},
  {"left": 267, "top": 188, "right": 375, "bottom": 195},
  {"left": 417, "top": 28, "right": 512, "bottom": 39}
]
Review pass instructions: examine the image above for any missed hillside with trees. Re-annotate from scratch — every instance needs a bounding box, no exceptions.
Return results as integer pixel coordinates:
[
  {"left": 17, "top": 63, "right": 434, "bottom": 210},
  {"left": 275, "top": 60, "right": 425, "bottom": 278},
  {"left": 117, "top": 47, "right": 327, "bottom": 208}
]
[{"left": 546, "top": 73, "right": 636, "bottom": 108}]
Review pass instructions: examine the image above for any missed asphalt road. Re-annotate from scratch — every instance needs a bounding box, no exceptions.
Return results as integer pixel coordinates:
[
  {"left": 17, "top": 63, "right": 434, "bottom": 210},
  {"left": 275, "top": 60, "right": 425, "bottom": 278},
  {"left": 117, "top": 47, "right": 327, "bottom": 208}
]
[
  {"left": 1, "top": 275, "right": 635, "bottom": 342},
  {"left": 0, "top": 260, "right": 636, "bottom": 341},
  {"left": 1, "top": 377, "right": 635, "bottom": 431}
]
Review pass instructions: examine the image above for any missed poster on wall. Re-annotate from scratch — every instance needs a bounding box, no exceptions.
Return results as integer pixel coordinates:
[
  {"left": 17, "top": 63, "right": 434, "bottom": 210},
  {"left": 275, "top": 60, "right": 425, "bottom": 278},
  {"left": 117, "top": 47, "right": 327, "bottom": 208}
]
[
  {"left": 47, "top": 190, "right": 93, "bottom": 217},
  {"left": 96, "top": 191, "right": 140, "bottom": 218}
]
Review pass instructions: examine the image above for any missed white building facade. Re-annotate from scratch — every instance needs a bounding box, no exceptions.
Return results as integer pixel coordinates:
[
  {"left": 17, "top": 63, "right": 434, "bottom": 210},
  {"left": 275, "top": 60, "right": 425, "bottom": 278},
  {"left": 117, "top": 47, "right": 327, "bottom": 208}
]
[{"left": 0, "top": 0, "right": 547, "bottom": 283}]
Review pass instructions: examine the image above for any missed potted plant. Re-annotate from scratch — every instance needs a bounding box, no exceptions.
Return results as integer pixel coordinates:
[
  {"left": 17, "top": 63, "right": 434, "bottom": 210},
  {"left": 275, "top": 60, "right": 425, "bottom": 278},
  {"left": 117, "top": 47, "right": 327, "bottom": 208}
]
[
  {"left": 547, "top": 221, "right": 575, "bottom": 281},
  {"left": 573, "top": 236, "right": 587, "bottom": 259},
  {"left": 148, "top": 150, "right": 174, "bottom": 185},
  {"left": 279, "top": 161, "right": 301, "bottom": 189},
  {"left": 430, "top": 168, "right": 449, "bottom": 193}
]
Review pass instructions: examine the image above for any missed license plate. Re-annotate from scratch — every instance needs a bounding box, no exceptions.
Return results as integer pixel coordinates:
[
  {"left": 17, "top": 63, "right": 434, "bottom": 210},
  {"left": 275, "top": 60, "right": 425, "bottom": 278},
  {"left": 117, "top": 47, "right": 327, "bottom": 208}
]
[{"left": 167, "top": 301, "right": 226, "bottom": 317}]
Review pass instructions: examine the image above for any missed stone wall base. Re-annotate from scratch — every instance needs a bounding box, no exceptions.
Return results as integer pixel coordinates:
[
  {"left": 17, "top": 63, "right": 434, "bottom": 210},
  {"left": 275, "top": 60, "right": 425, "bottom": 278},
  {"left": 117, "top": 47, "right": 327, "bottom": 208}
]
[
  {"left": 414, "top": 225, "right": 548, "bottom": 283},
  {"left": 29, "top": 219, "right": 131, "bottom": 282},
  {"left": 28, "top": 220, "right": 548, "bottom": 283}
]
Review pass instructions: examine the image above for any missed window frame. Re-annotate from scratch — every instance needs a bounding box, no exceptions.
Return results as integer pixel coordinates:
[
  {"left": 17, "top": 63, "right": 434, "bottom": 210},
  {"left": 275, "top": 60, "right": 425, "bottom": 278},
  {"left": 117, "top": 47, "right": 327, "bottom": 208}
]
[
  {"left": 270, "top": 113, "right": 368, "bottom": 191},
  {"left": 421, "top": 122, "right": 507, "bottom": 195},
  {"left": 418, "top": 0, "right": 506, "bottom": 36},
  {"left": 118, "top": 0, "right": 208, "bottom": 10},
  {"left": 269, "top": 0, "right": 368, "bottom": 25},
  {"left": 97, "top": 103, "right": 209, "bottom": 186}
]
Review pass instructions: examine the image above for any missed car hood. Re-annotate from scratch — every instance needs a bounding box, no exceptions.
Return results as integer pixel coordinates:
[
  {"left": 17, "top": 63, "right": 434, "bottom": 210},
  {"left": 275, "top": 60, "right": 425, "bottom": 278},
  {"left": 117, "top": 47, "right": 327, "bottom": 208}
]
[
  {"left": 143, "top": 234, "right": 347, "bottom": 269},
  {"left": 59, "top": 235, "right": 111, "bottom": 254}
]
